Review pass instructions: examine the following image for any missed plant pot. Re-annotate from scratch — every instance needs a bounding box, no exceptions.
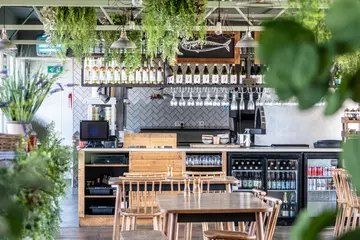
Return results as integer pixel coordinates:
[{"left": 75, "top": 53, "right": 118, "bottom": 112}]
[{"left": 7, "top": 121, "right": 31, "bottom": 135}]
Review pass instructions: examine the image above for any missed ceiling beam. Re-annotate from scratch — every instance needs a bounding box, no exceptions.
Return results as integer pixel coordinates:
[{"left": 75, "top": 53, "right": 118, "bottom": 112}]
[
  {"left": 6, "top": 24, "right": 263, "bottom": 32},
  {"left": 205, "top": 7, "right": 217, "bottom": 18},
  {"left": 234, "top": 7, "right": 253, "bottom": 26},
  {"left": 12, "top": 40, "right": 45, "bottom": 44},
  {"left": 100, "top": 6, "right": 114, "bottom": 25},
  {"left": 32, "top": 6, "right": 42, "bottom": 21},
  {"left": 273, "top": 8, "right": 287, "bottom": 19}
]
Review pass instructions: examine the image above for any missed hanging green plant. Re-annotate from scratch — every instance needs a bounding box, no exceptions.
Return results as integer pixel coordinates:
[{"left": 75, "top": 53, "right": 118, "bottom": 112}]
[
  {"left": 287, "top": 0, "right": 360, "bottom": 75},
  {"left": 41, "top": 7, "right": 97, "bottom": 63},
  {"left": 143, "top": 0, "right": 208, "bottom": 64}
]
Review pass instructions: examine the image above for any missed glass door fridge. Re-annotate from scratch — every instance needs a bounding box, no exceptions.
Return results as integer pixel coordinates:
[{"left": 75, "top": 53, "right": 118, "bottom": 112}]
[
  {"left": 304, "top": 153, "right": 339, "bottom": 217},
  {"left": 228, "top": 153, "right": 266, "bottom": 192},
  {"left": 265, "top": 153, "right": 302, "bottom": 224}
]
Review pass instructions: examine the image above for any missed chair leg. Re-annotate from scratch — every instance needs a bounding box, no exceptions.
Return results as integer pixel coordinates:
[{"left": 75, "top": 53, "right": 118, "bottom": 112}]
[
  {"left": 121, "top": 216, "right": 126, "bottom": 232},
  {"left": 153, "top": 216, "right": 159, "bottom": 231},
  {"left": 125, "top": 216, "right": 131, "bottom": 231},
  {"left": 158, "top": 216, "right": 163, "bottom": 232},
  {"left": 202, "top": 222, "right": 209, "bottom": 240},
  {"left": 352, "top": 208, "right": 359, "bottom": 231},
  {"left": 215, "top": 222, "right": 224, "bottom": 230},
  {"left": 131, "top": 216, "right": 136, "bottom": 230},
  {"left": 344, "top": 208, "right": 352, "bottom": 233},
  {"left": 334, "top": 204, "right": 342, "bottom": 237},
  {"left": 339, "top": 206, "right": 348, "bottom": 235},
  {"left": 185, "top": 223, "right": 193, "bottom": 240}
]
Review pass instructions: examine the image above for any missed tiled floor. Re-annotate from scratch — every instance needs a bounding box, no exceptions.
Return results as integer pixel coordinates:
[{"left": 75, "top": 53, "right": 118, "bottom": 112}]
[{"left": 59, "top": 189, "right": 334, "bottom": 240}]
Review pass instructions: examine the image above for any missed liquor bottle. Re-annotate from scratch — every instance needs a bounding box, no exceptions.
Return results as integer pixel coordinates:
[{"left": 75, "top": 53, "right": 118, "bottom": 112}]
[
  {"left": 166, "top": 66, "right": 174, "bottom": 84},
  {"left": 230, "top": 64, "right": 237, "bottom": 84},
  {"left": 203, "top": 64, "right": 210, "bottom": 84},
  {"left": 276, "top": 172, "right": 281, "bottom": 190},
  {"left": 135, "top": 66, "right": 142, "bottom": 84},
  {"left": 114, "top": 61, "right": 120, "bottom": 84},
  {"left": 176, "top": 64, "right": 183, "bottom": 84},
  {"left": 289, "top": 204, "right": 296, "bottom": 217},
  {"left": 279, "top": 161, "right": 284, "bottom": 170},
  {"left": 291, "top": 172, "right": 296, "bottom": 190},
  {"left": 84, "top": 58, "right": 91, "bottom": 84},
  {"left": 276, "top": 161, "right": 281, "bottom": 170},
  {"left": 257, "top": 173, "right": 262, "bottom": 189},
  {"left": 212, "top": 65, "right": 219, "bottom": 84},
  {"left": 194, "top": 64, "right": 201, "bottom": 84},
  {"left": 185, "top": 64, "right": 192, "bottom": 84},
  {"left": 267, "top": 173, "right": 272, "bottom": 190},
  {"left": 281, "top": 192, "right": 289, "bottom": 217},
  {"left": 281, "top": 172, "right": 286, "bottom": 190},
  {"left": 106, "top": 63, "right": 113, "bottom": 84},
  {"left": 157, "top": 60, "right": 163, "bottom": 83},
  {"left": 248, "top": 173, "right": 253, "bottom": 189},
  {"left": 285, "top": 161, "right": 290, "bottom": 170},
  {"left": 291, "top": 161, "right": 296, "bottom": 170},
  {"left": 121, "top": 65, "right": 129, "bottom": 83},
  {"left": 221, "top": 64, "right": 228, "bottom": 84},
  {"left": 92, "top": 59, "right": 99, "bottom": 84},
  {"left": 243, "top": 172, "right": 248, "bottom": 189},
  {"left": 271, "top": 173, "right": 276, "bottom": 190},
  {"left": 285, "top": 172, "right": 291, "bottom": 190},
  {"left": 238, "top": 172, "right": 243, "bottom": 189},
  {"left": 99, "top": 59, "right": 106, "bottom": 84},
  {"left": 149, "top": 63, "right": 156, "bottom": 83},
  {"left": 240, "top": 61, "right": 246, "bottom": 84},
  {"left": 268, "top": 160, "right": 274, "bottom": 170},
  {"left": 250, "top": 63, "right": 256, "bottom": 80},
  {"left": 142, "top": 60, "right": 149, "bottom": 83},
  {"left": 237, "top": 162, "right": 242, "bottom": 170},
  {"left": 256, "top": 64, "right": 262, "bottom": 84}
]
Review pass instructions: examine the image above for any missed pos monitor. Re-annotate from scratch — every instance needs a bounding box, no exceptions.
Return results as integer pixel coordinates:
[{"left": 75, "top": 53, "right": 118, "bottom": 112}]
[{"left": 80, "top": 120, "right": 109, "bottom": 148}]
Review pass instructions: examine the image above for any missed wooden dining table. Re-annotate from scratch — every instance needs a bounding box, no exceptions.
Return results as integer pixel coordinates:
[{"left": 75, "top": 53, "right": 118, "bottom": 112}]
[
  {"left": 157, "top": 192, "right": 272, "bottom": 240},
  {"left": 109, "top": 176, "right": 238, "bottom": 240}
]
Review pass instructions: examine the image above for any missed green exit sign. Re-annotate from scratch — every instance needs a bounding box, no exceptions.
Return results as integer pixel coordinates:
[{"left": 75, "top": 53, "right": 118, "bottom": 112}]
[{"left": 48, "top": 66, "right": 63, "bottom": 73}]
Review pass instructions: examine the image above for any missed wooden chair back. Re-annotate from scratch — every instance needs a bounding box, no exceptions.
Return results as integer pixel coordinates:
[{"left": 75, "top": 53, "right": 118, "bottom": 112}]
[
  {"left": 183, "top": 171, "right": 225, "bottom": 177},
  {"left": 339, "top": 170, "right": 358, "bottom": 206},
  {"left": 263, "top": 196, "right": 282, "bottom": 240},
  {"left": 124, "top": 172, "right": 168, "bottom": 178},
  {"left": 333, "top": 169, "right": 346, "bottom": 203},
  {"left": 167, "top": 176, "right": 214, "bottom": 194},
  {"left": 119, "top": 177, "right": 165, "bottom": 215}
]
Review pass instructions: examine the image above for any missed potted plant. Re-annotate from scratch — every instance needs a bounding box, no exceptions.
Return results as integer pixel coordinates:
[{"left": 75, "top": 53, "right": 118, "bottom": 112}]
[{"left": 0, "top": 68, "right": 61, "bottom": 134}]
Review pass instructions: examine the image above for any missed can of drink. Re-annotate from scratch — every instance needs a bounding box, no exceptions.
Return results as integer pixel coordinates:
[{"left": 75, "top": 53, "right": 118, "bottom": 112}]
[
  {"left": 308, "top": 167, "right": 312, "bottom": 176},
  {"left": 323, "top": 167, "right": 328, "bottom": 177},
  {"left": 317, "top": 179, "right": 322, "bottom": 190},
  {"left": 317, "top": 167, "right": 323, "bottom": 176},
  {"left": 311, "top": 167, "right": 317, "bottom": 176}
]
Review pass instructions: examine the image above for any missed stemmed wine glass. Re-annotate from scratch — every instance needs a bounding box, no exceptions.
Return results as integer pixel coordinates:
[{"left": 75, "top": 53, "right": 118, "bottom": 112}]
[
  {"left": 187, "top": 88, "right": 195, "bottom": 106},
  {"left": 195, "top": 88, "right": 203, "bottom": 106},
  {"left": 204, "top": 88, "right": 213, "bottom": 106},
  {"left": 230, "top": 90, "right": 238, "bottom": 110},
  {"left": 213, "top": 88, "right": 221, "bottom": 106},
  {"left": 255, "top": 87, "right": 262, "bottom": 106},
  {"left": 221, "top": 88, "right": 229, "bottom": 106},
  {"left": 170, "top": 87, "right": 178, "bottom": 106},
  {"left": 239, "top": 88, "right": 245, "bottom": 110},
  {"left": 247, "top": 88, "right": 255, "bottom": 110},
  {"left": 179, "top": 88, "right": 186, "bottom": 106}
]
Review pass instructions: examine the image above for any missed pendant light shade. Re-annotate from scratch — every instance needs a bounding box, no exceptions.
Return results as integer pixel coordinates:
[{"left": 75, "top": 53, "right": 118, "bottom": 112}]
[
  {"left": 6, "top": 41, "right": 17, "bottom": 51},
  {"left": 110, "top": 30, "right": 136, "bottom": 49},
  {"left": 0, "top": 28, "right": 11, "bottom": 46},
  {"left": 235, "top": 31, "right": 258, "bottom": 48}
]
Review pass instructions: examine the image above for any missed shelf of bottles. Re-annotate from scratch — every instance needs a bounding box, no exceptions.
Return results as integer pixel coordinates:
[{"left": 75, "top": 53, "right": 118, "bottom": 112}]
[
  {"left": 266, "top": 159, "right": 298, "bottom": 218},
  {"left": 231, "top": 159, "right": 264, "bottom": 192},
  {"left": 185, "top": 154, "right": 222, "bottom": 168},
  {"left": 307, "top": 159, "right": 337, "bottom": 217},
  {"left": 82, "top": 57, "right": 165, "bottom": 86}
]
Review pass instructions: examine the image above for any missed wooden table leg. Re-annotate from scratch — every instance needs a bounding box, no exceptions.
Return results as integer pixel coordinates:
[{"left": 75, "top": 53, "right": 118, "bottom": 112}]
[
  {"left": 112, "top": 185, "right": 121, "bottom": 240},
  {"left": 255, "top": 212, "right": 265, "bottom": 240},
  {"left": 164, "top": 213, "right": 169, "bottom": 236},
  {"left": 168, "top": 213, "right": 178, "bottom": 240}
]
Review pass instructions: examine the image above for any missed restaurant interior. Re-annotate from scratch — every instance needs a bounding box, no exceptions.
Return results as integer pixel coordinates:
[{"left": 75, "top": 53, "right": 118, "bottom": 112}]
[{"left": 0, "top": 0, "right": 360, "bottom": 240}]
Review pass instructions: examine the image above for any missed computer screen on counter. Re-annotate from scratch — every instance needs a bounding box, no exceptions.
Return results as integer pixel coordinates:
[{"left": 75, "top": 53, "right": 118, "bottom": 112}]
[{"left": 80, "top": 120, "right": 109, "bottom": 141}]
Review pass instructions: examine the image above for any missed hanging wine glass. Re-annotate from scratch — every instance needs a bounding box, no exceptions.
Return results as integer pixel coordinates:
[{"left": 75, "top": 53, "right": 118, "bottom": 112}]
[
  {"left": 170, "top": 87, "right": 178, "bottom": 106},
  {"left": 187, "top": 88, "right": 195, "bottom": 106},
  {"left": 221, "top": 88, "right": 229, "bottom": 106},
  {"left": 239, "top": 88, "right": 245, "bottom": 110},
  {"left": 204, "top": 88, "right": 213, "bottom": 106},
  {"left": 247, "top": 88, "right": 255, "bottom": 110},
  {"left": 179, "top": 88, "right": 186, "bottom": 106},
  {"left": 195, "top": 88, "right": 203, "bottom": 106},
  {"left": 213, "top": 88, "right": 221, "bottom": 106},
  {"left": 230, "top": 90, "right": 238, "bottom": 110},
  {"left": 255, "top": 87, "right": 262, "bottom": 106}
]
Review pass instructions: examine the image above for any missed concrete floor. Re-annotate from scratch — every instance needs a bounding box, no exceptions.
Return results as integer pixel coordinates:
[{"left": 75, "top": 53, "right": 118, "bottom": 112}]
[{"left": 59, "top": 189, "right": 334, "bottom": 240}]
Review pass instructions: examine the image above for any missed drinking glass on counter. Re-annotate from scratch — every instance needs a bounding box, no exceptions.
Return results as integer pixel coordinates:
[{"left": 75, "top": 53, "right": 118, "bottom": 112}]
[{"left": 186, "top": 155, "right": 222, "bottom": 166}]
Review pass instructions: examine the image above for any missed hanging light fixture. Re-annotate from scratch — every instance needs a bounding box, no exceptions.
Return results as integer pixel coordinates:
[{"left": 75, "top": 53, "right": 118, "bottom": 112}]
[
  {"left": 235, "top": 8, "right": 258, "bottom": 48},
  {"left": 215, "top": 0, "right": 222, "bottom": 35},
  {"left": 110, "top": 9, "right": 136, "bottom": 49},
  {"left": 128, "top": 5, "right": 136, "bottom": 30},
  {"left": 0, "top": 7, "right": 17, "bottom": 51}
]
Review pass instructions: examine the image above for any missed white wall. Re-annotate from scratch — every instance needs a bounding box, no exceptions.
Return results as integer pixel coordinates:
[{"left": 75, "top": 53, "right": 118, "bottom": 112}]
[
  {"left": 28, "top": 58, "right": 74, "bottom": 146},
  {"left": 255, "top": 101, "right": 358, "bottom": 146}
]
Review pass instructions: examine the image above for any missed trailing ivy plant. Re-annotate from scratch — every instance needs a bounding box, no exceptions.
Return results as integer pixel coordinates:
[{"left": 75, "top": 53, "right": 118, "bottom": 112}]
[
  {"left": 143, "top": 0, "right": 208, "bottom": 64},
  {"left": 287, "top": 0, "right": 360, "bottom": 75},
  {"left": 258, "top": 0, "right": 360, "bottom": 238},
  {"left": 41, "top": 7, "right": 98, "bottom": 63}
]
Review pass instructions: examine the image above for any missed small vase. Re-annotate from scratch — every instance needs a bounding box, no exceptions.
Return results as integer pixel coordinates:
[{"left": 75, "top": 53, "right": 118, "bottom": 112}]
[{"left": 7, "top": 121, "right": 31, "bottom": 135}]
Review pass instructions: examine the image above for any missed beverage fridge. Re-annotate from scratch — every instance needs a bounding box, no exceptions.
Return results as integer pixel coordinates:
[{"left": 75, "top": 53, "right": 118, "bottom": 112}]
[
  {"left": 228, "top": 153, "right": 302, "bottom": 224},
  {"left": 303, "top": 153, "right": 339, "bottom": 217}
]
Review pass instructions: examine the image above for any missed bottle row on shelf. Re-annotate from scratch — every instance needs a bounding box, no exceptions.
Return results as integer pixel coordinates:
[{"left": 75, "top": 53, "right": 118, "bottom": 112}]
[
  {"left": 232, "top": 160, "right": 263, "bottom": 170},
  {"left": 281, "top": 192, "right": 297, "bottom": 217},
  {"left": 308, "top": 178, "right": 335, "bottom": 191},
  {"left": 307, "top": 166, "right": 335, "bottom": 177},
  {"left": 268, "top": 160, "right": 297, "bottom": 171},
  {"left": 267, "top": 172, "right": 296, "bottom": 190},
  {"left": 233, "top": 172, "right": 262, "bottom": 189},
  {"left": 308, "top": 191, "right": 337, "bottom": 202}
]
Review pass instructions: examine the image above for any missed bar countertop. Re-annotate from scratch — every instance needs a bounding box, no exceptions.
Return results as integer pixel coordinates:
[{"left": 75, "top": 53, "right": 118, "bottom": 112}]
[{"left": 79, "top": 146, "right": 342, "bottom": 153}]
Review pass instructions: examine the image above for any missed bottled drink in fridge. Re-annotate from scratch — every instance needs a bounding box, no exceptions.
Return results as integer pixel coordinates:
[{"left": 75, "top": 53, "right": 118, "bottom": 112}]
[
  {"left": 289, "top": 204, "right": 296, "bottom": 217},
  {"left": 250, "top": 63, "right": 256, "bottom": 81},
  {"left": 248, "top": 173, "right": 253, "bottom": 189},
  {"left": 281, "top": 192, "right": 289, "bottom": 217},
  {"left": 212, "top": 65, "right": 219, "bottom": 84},
  {"left": 243, "top": 172, "right": 248, "bottom": 189},
  {"left": 281, "top": 172, "right": 286, "bottom": 190},
  {"left": 230, "top": 64, "right": 237, "bottom": 84},
  {"left": 238, "top": 172, "right": 243, "bottom": 189},
  {"left": 271, "top": 173, "right": 276, "bottom": 190},
  {"left": 276, "top": 172, "right": 281, "bottom": 190},
  {"left": 291, "top": 172, "right": 296, "bottom": 190},
  {"left": 194, "top": 64, "right": 201, "bottom": 84},
  {"left": 185, "top": 64, "right": 192, "bottom": 84},
  {"left": 285, "top": 172, "right": 291, "bottom": 190},
  {"left": 203, "top": 64, "right": 210, "bottom": 84},
  {"left": 267, "top": 173, "right": 272, "bottom": 190},
  {"left": 221, "top": 64, "right": 228, "bottom": 84},
  {"left": 240, "top": 61, "right": 246, "bottom": 84},
  {"left": 176, "top": 64, "right": 183, "bottom": 84}
]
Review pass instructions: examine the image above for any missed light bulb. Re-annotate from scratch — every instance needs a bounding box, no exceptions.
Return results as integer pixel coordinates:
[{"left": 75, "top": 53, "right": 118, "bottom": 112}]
[{"left": 215, "top": 21, "right": 222, "bottom": 35}]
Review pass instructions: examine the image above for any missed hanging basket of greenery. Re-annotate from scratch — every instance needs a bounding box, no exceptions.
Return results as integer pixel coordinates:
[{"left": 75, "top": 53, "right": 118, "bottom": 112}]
[{"left": 142, "top": 0, "right": 208, "bottom": 64}]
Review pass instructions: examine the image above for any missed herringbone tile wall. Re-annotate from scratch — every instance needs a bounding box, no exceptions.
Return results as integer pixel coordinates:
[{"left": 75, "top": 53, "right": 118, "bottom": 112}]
[{"left": 126, "top": 88, "right": 229, "bottom": 132}]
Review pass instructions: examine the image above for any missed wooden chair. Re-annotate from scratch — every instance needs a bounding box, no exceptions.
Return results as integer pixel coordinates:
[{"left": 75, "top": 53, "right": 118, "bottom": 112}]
[
  {"left": 118, "top": 177, "right": 165, "bottom": 231},
  {"left": 204, "top": 196, "right": 282, "bottom": 240},
  {"left": 124, "top": 172, "right": 168, "bottom": 178},
  {"left": 120, "top": 230, "right": 167, "bottom": 240},
  {"left": 333, "top": 169, "right": 347, "bottom": 237}
]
